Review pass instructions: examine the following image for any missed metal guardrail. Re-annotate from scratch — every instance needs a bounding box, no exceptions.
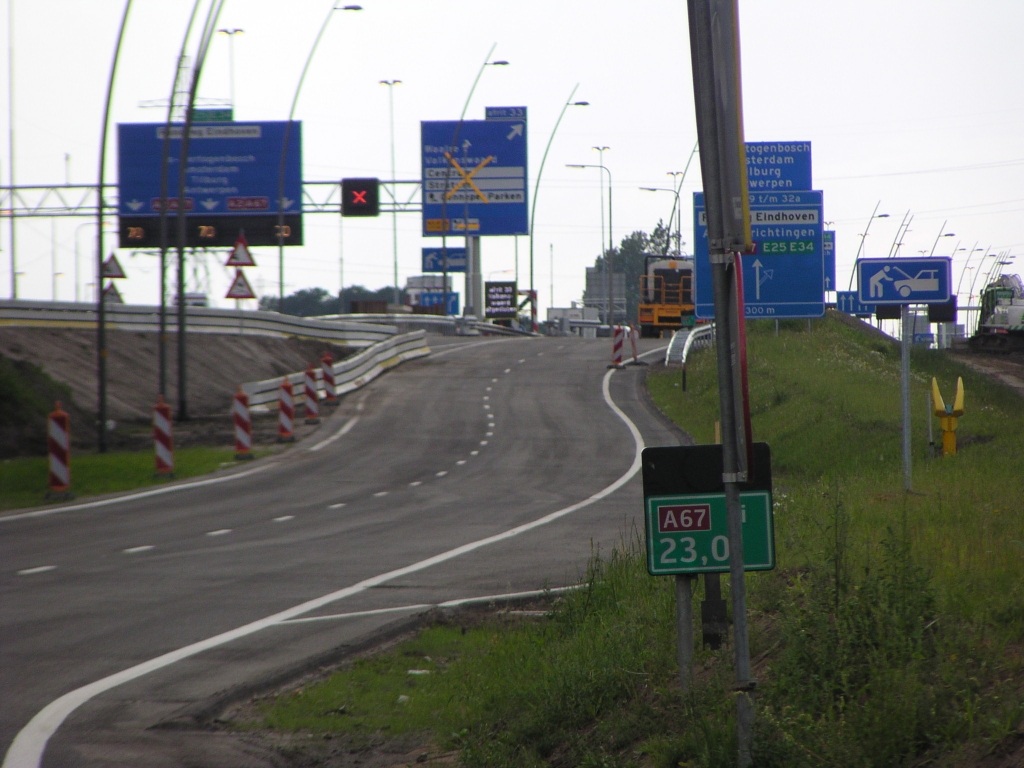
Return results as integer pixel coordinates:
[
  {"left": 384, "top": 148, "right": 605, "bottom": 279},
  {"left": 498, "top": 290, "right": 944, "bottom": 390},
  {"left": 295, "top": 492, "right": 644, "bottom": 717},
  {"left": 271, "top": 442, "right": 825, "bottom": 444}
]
[
  {"left": 339, "top": 314, "right": 536, "bottom": 337},
  {"left": 0, "top": 300, "right": 396, "bottom": 347},
  {"left": 242, "top": 330, "right": 431, "bottom": 409},
  {"left": 665, "top": 324, "right": 715, "bottom": 366}
]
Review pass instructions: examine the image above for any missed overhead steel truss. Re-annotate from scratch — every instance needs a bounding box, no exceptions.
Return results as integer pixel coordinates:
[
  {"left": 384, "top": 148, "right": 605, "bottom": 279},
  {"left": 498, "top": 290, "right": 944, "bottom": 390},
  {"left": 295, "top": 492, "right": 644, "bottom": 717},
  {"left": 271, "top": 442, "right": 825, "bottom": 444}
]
[{"left": 0, "top": 179, "right": 422, "bottom": 218}]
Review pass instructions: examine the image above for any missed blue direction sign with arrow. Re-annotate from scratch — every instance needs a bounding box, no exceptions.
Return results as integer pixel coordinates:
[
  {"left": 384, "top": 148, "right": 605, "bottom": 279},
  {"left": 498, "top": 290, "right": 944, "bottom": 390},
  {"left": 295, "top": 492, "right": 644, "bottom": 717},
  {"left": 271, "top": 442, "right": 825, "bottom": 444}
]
[
  {"left": 856, "top": 257, "right": 952, "bottom": 305},
  {"left": 823, "top": 230, "right": 836, "bottom": 291},
  {"left": 694, "top": 190, "right": 825, "bottom": 319},
  {"left": 836, "top": 290, "right": 875, "bottom": 316},
  {"left": 745, "top": 141, "right": 812, "bottom": 191},
  {"left": 421, "top": 119, "right": 528, "bottom": 237},
  {"left": 422, "top": 246, "right": 467, "bottom": 273}
]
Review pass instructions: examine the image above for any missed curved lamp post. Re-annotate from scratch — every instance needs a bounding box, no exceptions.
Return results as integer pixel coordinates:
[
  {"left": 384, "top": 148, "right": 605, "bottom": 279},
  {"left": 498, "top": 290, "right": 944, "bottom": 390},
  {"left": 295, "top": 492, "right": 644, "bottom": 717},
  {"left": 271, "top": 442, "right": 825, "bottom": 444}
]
[
  {"left": 846, "top": 201, "right": 889, "bottom": 289},
  {"left": 217, "top": 28, "right": 244, "bottom": 109},
  {"left": 277, "top": 3, "right": 363, "bottom": 308},
  {"left": 527, "top": 86, "right": 588, "bottom": 327}
]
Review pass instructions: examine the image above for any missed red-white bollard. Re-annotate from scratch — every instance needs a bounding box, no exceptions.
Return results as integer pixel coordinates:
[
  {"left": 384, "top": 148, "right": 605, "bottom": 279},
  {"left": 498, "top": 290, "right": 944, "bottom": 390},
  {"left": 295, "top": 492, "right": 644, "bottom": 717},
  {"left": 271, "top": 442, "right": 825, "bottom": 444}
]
[
  {"left": 153, "top": 395, "right": 174, "bottom": 477},
  {"left": 321, "top": 352, "right": 339, "bottom": 406},
  {"left": 47, "top": 401, "right": 71, "bottom": 497},
  {"left": 233, "top": 387, "right": 253, "bottom": 460},
  {"left": 304, "top": 364, "right": 321, "bottom": 424},
  {"left": 610, "top": 325, "right": 625, "bottom": 368},
  {"left": 278, "top": 379, "right": 295, "bottom": 442}
]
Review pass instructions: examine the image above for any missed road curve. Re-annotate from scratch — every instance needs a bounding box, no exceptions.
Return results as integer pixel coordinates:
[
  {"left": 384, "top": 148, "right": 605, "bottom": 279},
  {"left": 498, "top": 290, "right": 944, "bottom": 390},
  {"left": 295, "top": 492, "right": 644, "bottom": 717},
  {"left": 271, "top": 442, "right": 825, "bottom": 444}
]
[{"left": 1, "top": 335, "right": 680, "bottom": 767}]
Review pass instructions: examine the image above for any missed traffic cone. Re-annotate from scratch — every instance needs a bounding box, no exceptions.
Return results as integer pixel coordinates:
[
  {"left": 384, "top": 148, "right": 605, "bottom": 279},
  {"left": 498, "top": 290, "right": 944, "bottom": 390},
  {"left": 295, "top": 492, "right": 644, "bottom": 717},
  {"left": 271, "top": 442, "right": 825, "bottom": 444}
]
[
  {"left": 46, "top": 401, "right": 73, "bottom": 499},
  {"left": 304, "top": 364, "right": 321, "bottom": 425},
  {"left": 233, "top": 387, "right": 253, "bottom": 460},
  {"left": 153, "top": 395, "right": 174, "bottom": 478},
  {"left": 278, "top": 379, "right": 295, "bottom": 442}
]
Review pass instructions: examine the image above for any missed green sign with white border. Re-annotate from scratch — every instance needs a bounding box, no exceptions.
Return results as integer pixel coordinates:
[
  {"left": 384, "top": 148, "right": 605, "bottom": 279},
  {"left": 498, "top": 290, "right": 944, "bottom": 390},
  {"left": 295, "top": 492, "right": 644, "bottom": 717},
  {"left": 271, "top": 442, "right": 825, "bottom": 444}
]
[{"left": 645, "top": 490, "right": 774, "bottom": 575}]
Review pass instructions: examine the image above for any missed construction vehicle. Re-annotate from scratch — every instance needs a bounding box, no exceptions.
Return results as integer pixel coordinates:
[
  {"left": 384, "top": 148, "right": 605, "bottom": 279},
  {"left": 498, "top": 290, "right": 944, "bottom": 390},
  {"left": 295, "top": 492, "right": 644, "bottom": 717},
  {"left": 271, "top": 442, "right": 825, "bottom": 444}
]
[
  {"left": 638, "top": 255, "right": 696, "bottom": 338},
  {"left": 970, "top": 274, "right": 1024, "bottom": 352}
]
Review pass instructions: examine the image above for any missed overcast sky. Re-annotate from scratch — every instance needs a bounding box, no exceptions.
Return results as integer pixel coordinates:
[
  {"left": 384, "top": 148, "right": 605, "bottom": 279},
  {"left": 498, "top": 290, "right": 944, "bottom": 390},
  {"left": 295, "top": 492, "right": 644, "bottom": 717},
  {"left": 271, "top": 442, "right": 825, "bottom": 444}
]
[{"left": 3, "top": 0, "right": 1023, "bottom": 311}]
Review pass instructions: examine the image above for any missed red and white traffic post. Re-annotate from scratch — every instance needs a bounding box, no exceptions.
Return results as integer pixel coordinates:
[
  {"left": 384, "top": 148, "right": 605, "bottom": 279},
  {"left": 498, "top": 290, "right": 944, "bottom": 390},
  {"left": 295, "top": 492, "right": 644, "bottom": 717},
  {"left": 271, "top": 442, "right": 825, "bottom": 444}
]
[
  {"left": 303, "top": 364, "right": 321, "bottom": 425},
  {"left": 153, "top": 395, "right": 174, "bottom": 477},
  {"left": 321, "top": 352, "right": 339, "bottom": 406},
  {"left": 610, "top": 325, "right": 625, "bottom": 368},
  {"left": 278, "top": 379, "right": 295, "bottom": 442},
  {"left": 233, "top": 387, "right": 253, "bottom": 460},
  {"left": 47, "top": 401, "right": 72, "bottom": 498}
]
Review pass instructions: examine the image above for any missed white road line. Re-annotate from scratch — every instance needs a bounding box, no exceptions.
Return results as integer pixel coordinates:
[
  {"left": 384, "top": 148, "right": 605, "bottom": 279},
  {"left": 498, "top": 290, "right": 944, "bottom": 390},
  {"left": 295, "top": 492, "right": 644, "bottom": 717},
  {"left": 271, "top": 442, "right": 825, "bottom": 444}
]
[
  {"left": 273, "top": 516, "right": 295, "bottom": 522},
  {"left": 504, "top": 368, "right": 511, "bottom": 373},
  {"left": 486, "top": 387, "right": 492, "bottom": 391},
  {"left": 537, "top": 352, "right": 544, "bottom": 356},
  {"left": 308, "top": 416, "right": 359, "bottom": 452},
  {"left": 518, "top": 359, "right": 526, "bottom": 363},
  {"left": 409, "top": 481, "right": 422, "bottom": 487},
  {"left": 16, "top": 566, "right": 56, "bottom": 576},
  {"left": 480, "top": 440, "right": 489, "bottom": 446},
  {"left": 491, "top": 378, "right": 498, "bottom": 382},
  {"left": 373, "top": 491, "right": 389, "bottom": 497},
  {"left": 327, "top": 503, "right": 346, "bottom": 509},
  {"left": 435, "top": 471, "right": 448, "bottom": 477},
  {"left": 488, "top": 423, "right": 495, "bottom": 427},
  {"left": 486, "top": 432, "right": 493, "bottom": 437},
  {"left": 4, "top": 367, "right": 644, "bottom": 768},
  {"left": 206, "top": 529, "right": 231, "bottom": 537},
  {"left": 0, "top": 464, "right": 274, "bottom": 524},
  {"left": 483, "top": 396, "right": 489, "bottom": 400},
  {"left": 456, "top": 460, "right": 467, "bottom": 466},
  {"left": 122, "top": 546, "right": 155, "bottom": 554},
  {"left": 483, "top": 405, "right": 490, "bottom": 410},
  {"left": 470, "top": 451, "right": 479, "bottom": 456}
]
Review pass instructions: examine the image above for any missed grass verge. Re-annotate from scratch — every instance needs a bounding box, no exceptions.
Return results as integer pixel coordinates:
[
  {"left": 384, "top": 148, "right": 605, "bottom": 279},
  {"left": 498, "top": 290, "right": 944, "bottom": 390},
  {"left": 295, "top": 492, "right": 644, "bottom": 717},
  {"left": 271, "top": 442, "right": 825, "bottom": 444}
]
[
  {"left": 247, "top": 315, "right": 1024, "bottom": 767},
  {"left": 0, "top": 447, "right": 261, "bottom": 511}
]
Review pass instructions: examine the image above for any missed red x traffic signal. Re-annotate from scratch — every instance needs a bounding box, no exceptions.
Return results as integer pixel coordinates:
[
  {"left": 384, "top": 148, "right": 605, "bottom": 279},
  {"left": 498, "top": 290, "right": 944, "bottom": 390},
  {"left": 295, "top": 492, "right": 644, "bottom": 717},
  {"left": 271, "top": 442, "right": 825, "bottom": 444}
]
[{"left": 341, "top": 178, "right": 380, "bottom": 217}]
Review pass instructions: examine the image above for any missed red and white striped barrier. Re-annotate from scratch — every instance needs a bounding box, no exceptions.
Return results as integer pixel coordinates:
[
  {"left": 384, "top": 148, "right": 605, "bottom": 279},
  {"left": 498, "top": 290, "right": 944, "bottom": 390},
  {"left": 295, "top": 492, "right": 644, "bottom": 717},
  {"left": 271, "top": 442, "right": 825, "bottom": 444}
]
[
  {"left": 153, "top": 395, "right": 174, "bottom": 476},
  {"left": 47, "top": 401, "right": 71, "bottom": 496},
  {"left": 321, "top": 352, "right": 339, "bottom": 406},
  {"left": 278, "top": 379, "right": 295, "bottom": 442},
  {"left": 610, "top": 325, "right": 625, "bottom": 368},
  {"left": 233, "top": 387, "right": 253, "bottom": 460},
  {"left": 303, "top": 364, "right": 321, "bottom": 424}
]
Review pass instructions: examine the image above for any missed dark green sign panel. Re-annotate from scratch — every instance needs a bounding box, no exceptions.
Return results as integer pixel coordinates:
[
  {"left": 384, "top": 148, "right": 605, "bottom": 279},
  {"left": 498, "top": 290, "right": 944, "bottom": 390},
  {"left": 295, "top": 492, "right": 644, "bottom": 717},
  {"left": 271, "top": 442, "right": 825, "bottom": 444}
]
[{"left": 645, "top": 491, "right": 774, "bottom": 575}]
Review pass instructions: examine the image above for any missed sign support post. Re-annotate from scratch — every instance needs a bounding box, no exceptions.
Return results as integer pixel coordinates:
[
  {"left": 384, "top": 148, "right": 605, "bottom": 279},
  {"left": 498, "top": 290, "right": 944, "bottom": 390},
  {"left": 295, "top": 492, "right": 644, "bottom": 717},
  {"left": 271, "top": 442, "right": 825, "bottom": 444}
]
[
  {"left": 675, "top": 575, "right": 694, "bottom": 692},
  {"left": 687, "top": 0, "right": 756, "bottom": 763},
  {"left": 901, "top": 304, "right": 913, "bottom": 490}
]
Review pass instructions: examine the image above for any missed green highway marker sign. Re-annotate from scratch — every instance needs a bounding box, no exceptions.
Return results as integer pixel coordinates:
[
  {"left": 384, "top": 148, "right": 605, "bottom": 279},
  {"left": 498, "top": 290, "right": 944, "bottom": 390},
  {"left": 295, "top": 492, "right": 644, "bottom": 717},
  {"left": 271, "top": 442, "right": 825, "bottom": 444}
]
[{"left": 645, "top": 491, "right": 774, "bottom": 575}]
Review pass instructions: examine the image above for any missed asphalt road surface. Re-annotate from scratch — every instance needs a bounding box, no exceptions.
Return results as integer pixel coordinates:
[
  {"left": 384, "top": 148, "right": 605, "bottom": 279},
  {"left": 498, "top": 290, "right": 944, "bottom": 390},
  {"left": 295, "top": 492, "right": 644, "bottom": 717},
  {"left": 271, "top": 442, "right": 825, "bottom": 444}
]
[{"left": 0, "top": 334, "right": 683, "bottom": 767}]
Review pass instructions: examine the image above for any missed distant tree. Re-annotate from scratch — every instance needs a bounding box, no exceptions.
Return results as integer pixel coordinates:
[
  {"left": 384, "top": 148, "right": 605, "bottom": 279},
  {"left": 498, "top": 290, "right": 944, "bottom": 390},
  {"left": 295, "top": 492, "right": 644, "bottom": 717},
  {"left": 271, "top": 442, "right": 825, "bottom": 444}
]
[{"left": 259, "top": 285, "right": 404, "bottom": 316}]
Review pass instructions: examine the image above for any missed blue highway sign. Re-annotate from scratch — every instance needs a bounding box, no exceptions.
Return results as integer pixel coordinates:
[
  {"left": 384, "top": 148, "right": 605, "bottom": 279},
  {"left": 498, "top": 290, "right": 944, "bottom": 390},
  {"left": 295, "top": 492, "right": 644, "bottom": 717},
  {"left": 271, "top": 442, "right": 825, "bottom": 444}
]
[
  {"left": 117, "top": 121, "right": 302, "bottom": 247},
  {"left": 823, "top": 230, "right": 835, "bottom": 291},
  {"left": 745, "top": 141, "right": 811, "bottom": 191},
  {"left": 421, "top": 119, "right": 528, "bottom": 237},
  {"left": 856, "top": 257, "right": 952, "bottom": 305},
  {"left": 836, "top": 290, "right": 875, "bottom": 316},
  {"left": 419, "top": 291, "right": 459, "bottom": 315},
  {"left": 694, "top": 190, "right": 825, "bottom": 319},
  {"left": 422, "top": 246, "right": 467, "bottom": 272},
  {"left": 485, "top": 106, "right": 527, "bottom": 121}
]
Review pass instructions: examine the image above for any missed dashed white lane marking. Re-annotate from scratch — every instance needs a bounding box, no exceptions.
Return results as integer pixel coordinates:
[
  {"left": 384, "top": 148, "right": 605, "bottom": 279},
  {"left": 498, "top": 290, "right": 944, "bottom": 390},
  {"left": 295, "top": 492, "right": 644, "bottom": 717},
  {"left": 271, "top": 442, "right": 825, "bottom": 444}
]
[
  {"left": 483, "top": 405, "right": 490, "bottom": 410},
  {"left": 518, "top": 359, "right": 526, "bottom": 363},
  {"left": 409, "top": 481, "right": 422, "bottom": 487},
  {"left": 123, "top": 546, "right": 155, "bottom": 554},
  {"left": 435, "top": 471, "right": 448, "bottom": 477},
  {"left": 308, "top": 416, "right": 359, "bottom": 452},
  {"left": 486, "top": 387, "right": 492, "bottom": 391},
  {"left": 328, "top": 502, "right": 347, "bottom": 509},
  {"left": 17, "top": 566, "right": 56, "bottom": 576},
  {"left": 537, "top": 352, "right": 544, "bottom": 356},
  {"left": 504, "top": 368, "right": 511, "bottom": 373},
  {"left": 486, "top": 432, "right": 493, "bottom": 437},
  {"left": 206, "top": 529, "right": 232, "bottom": 537},
  {"left": 456, "top": 460, "right": 467, "bottom": 466},
  {"left": 480, "top": 440, "right": 489, "bottom": 446},
  {"left": 483, "top": 396, "right": 489, "bottom": 400},
  {"left": 274, "top": 516, "right": 295, "bottom": 522},
  {"left": 491, "top": 378, "right": 498, "bottom": 382},
  {"left": 470, "top": 450, "right": 479, "bottom": 456},
  {"left": 5, "top": 365, "right": 649, "bottom": 768},
  {"left": 373, "top": 491, "right": 389, "bottom": 498}
]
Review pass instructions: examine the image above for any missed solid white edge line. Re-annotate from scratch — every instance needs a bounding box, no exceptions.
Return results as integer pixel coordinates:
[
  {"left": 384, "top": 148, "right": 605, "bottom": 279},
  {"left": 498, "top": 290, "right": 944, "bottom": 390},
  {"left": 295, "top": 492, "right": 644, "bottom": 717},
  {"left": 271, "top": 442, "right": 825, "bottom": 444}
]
[
  {"left": 0, "top": 464, "right": 274, "bottom": 524},
  {"left": 308, "top": 416, "right": 359, "bottom": 452},
  {"left": 3, "top": 367, "right": 643, "bottom": 768}
]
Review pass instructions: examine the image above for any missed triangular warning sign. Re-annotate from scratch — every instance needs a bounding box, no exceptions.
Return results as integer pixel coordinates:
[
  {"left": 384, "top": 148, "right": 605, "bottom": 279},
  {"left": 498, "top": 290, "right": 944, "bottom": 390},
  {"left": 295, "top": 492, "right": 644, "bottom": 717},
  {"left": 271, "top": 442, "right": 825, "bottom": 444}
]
[
  {"left": 102, "top": 254, "right": 127, "bottom": 279},
  {"left": 102, "top": 282, "right": 124, "bottom": 304},
  {"left": 225, "top": 231, "right": 256, "bottom": 267},
  {"left": 225, "top": 269, "right": 256, "bottom": 300}
]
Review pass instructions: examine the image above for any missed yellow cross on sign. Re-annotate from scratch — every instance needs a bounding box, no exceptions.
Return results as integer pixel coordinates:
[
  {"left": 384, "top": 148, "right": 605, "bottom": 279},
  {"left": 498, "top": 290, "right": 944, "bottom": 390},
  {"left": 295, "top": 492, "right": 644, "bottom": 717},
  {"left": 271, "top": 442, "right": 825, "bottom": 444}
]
[{"left": 444, "top": 152, "right": 494, "bottom": 203}]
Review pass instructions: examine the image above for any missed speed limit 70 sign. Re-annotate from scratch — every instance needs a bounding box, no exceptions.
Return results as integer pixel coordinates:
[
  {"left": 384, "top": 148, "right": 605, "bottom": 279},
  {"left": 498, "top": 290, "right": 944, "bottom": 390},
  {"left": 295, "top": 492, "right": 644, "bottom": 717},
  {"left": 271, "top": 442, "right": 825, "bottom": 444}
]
[{"left": 645, "top": 491, "right": 774, "bottom": 575}]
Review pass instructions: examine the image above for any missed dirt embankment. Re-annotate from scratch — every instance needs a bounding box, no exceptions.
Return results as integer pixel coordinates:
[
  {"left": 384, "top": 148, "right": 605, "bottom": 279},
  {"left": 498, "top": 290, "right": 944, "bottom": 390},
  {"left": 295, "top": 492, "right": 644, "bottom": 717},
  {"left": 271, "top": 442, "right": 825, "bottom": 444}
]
[{"left": 0, "top": 328, "right": 354, "bottom": 453}]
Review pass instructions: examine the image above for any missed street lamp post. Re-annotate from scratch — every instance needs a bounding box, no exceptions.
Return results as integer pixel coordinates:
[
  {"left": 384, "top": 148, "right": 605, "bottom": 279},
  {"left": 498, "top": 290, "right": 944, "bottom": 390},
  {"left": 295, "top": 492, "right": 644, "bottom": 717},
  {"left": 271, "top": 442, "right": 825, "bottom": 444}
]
[
  {"left": 847, "top": 201, "right": 890, "bottom": 289},
  {"left": 217, "top": 28, "right": 243, "bottom": 109},
  {"left": 277, "top": 3, "right": 363, "bottom": 309},
  {"left": 380, "top": 79, "right": 402, "bottom": 307},
  {"left": 527, "top": 86, "right": 588, "bottom": 329},
  {"left": 568, "top": 158, "right": 613, "bottom": 324},
  {"left": 641, "top": 185, "right": 682, "bottom": 254}
]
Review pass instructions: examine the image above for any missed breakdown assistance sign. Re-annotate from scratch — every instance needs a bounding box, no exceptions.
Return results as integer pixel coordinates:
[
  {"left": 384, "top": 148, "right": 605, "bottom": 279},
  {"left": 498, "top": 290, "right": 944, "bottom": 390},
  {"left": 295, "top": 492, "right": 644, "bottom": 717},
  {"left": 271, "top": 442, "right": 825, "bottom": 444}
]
[{"left": 420, "top": 119, "right": 528, "bottom": 236}]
